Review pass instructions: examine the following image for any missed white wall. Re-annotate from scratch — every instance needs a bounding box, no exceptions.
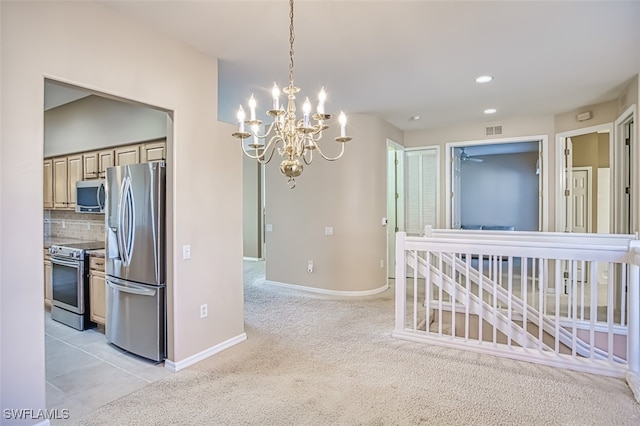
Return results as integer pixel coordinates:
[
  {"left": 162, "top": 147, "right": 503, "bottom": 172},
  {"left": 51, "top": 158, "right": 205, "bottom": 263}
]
[
  {"left": 1, "top": 2, "right": 244, "bottom": 423},
  {"left": 44, "top": 94, "right": 167, "bottom": 157},
  {"left": 460, "top": 152, "right": 539, "bottom": 231},
  {"left": 264, "top": 114, "right": 403, "bottom": 293}
]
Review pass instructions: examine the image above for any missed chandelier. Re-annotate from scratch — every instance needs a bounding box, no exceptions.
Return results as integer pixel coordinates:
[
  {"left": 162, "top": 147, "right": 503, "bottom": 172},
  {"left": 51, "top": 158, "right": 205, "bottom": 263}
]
[{"left": 231, "top": 0, "right": 351, "bottom": 189}]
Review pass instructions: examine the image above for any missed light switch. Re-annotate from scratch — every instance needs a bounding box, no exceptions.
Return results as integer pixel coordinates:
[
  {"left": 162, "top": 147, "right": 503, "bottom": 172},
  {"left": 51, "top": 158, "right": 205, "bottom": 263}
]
[
  {"left": 266, "top": 224, "right": 273, "bottom": 232},
  {"left": 183, "top": 244, "right": 191, "bottom": 260},
  {"left": 325, "top": 227, "right": 333, "bottom": 236}
]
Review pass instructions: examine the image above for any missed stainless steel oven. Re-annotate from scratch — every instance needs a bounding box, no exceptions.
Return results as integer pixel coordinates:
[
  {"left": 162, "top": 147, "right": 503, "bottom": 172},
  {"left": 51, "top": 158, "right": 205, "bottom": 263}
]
[{"left": 49, "top": 241, "right": 104, "bottom": 330}]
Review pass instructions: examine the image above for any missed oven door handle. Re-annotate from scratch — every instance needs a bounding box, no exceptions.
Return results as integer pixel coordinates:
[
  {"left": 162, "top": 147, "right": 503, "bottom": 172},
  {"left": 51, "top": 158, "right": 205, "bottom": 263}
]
[
  {"left": 107, "top": 279, "right": 156, "bottom": 297},
  {"left": 50, "top": 257, "right": 80, "bottom": 268}
]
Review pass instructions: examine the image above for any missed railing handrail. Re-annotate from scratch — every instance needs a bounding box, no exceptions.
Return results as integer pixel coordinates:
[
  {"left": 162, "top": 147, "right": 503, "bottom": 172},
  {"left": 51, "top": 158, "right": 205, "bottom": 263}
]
[{"left": 403, "top": 229, "right": 638, "bottom": 263}]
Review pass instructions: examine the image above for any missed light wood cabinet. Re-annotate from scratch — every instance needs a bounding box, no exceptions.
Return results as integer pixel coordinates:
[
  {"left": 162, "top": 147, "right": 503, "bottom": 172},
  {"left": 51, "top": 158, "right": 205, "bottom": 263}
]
[
  {"left": 98, "top": 150, "right": 114, "bottom": 178},
  {"left": 83, "top": 152, "right": 99, "bottom": 179},
  {"left": 85, "top": 149, "right": 115, "bottom": 179},
  {"left": 45, "top": 140, "right": 166, "bottom": 209},
  {"left": 67, "top": 154, "right": 83, "bottom": 209},
  {"left": 140, "top": 141, "right": 166, "bottom": 163},
  {"left": 115, "top": 145, "right": 140, "bottom": 166},
  {"left": 89, "top": 256, "right": 106, "bottom": 326},
  {"left": 50, "top": 154, "right": 83, "bottom": 210},
  {"left": 52, "top": 157, "right": 69, "bottom": 208},
  {"left": 43, "top": 159, "right": 53, "bottom": 209},
  {"left": 44, "top": 250, "right": 52, "bottom": 308}
]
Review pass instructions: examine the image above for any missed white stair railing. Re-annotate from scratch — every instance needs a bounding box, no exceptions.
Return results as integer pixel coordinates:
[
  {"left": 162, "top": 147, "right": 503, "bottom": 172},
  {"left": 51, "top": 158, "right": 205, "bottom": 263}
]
[{"left": 393, "top": 229, "right": 640, "bottom": 401}]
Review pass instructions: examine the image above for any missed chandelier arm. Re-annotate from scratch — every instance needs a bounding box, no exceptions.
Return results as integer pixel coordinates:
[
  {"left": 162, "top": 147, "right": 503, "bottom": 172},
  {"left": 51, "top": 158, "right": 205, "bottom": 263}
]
[
  {"left": 256, "top": 136, "right": 282, "bottom": 164},
  {"left": 239, "top": 135, "right": 280, "bottom": 161},
  {"left": 313, "top": 142, "right": 345, "bottom": 161},
  {"left": 253, "top": 121, "right": 277, "bottom": 139},
  {"left": 303, "top": 148, "right": 313, "bottom": 165}
]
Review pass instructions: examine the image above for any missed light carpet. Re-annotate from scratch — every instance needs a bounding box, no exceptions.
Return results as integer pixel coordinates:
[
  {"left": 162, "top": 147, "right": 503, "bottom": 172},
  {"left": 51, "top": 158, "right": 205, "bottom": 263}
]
[{"left": 76, "top": 261, "right": 640, "bottom": 425}]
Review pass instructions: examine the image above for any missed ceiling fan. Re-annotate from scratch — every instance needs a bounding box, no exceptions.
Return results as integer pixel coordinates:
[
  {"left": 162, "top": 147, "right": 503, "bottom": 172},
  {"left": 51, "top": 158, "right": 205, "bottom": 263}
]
[{"left": 460, "top": 148, "right": 484, "bottom": 163}]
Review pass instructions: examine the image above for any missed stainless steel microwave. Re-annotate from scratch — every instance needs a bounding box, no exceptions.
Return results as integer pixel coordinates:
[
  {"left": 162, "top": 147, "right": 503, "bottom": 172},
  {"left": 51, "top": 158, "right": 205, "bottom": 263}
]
[{"left": 75, "top": 179, "right": 106, "bottom": 213}]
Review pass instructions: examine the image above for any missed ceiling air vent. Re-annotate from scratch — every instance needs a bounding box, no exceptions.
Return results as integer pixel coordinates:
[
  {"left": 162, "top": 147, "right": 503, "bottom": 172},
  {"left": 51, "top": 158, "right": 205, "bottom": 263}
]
[{"left": 485, "top": 125, "right": 502, "bottom": 136}]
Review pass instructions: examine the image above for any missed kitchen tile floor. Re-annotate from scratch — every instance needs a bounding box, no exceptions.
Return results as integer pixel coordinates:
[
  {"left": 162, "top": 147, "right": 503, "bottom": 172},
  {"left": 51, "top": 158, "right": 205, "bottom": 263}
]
[{"left": 45, "top": 310, "right": 171, "bottom": 424}]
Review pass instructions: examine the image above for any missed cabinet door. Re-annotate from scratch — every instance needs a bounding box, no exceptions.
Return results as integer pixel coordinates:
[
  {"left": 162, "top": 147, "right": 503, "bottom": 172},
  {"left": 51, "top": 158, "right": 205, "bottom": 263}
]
[
  {"left": 83, "top": 152, "right": 99, "bottom": 179},
  {"left": 90, "top": 270, "right": 106, "bottom": 325},
  {"left": 67, "top": 154, "right": 83, "bottom": 209},
  {"left": 115, "top": 145, "right": 140, "bottom": 166},
  {"left": 43, "top": 159, "right": 53, "bottom": 209},
  {"left": 98, "top": 150, "right": 114, "bottom": 178},
  {"left": 140, "top": 141, "right": 166, "bottom": 163},
  {"left": 52, "top": 157, "right": 68, "bottom": 208},
  {"left": 44, "top": 259, "right": 52, "bottom": 308}
]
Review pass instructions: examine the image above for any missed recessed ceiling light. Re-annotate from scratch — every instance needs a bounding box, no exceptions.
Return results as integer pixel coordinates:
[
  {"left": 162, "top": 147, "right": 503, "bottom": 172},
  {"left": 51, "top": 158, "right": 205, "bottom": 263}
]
[
  {"left": 410, "top": 115, "right": 421, "bottom": 121},
  {"left": 484, "top": 108, "right": 497, "bottom": 114},
  {"left": 475, "top": 75, "right": 493, "bottom": 83}
]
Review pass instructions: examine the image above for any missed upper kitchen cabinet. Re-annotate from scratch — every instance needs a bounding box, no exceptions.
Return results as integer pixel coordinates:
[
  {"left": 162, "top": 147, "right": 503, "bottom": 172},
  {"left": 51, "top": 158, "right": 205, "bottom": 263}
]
[
  {"left": 51, "top": 154, "right": 83, "bottom": 209},
  {"left": 67, "top": 154, "right": 83, "bottom": 209},
  {"left": 83, "top": 149, "right": 115, "bottom": 179},
  {"left": 43, "top": 159, "right": 53, "bottom": 208},
  {"left": 115, "top": 145, "right": 140, "bottom": 166},
  {"left": 140, "top": 140, "right": 166, "bottom": 163}
]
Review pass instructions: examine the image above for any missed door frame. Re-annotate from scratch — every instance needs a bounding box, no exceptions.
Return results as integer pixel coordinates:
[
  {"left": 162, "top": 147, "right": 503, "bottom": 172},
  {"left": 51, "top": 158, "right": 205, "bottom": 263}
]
[
  {"left": 445, "top": 135, "right": 549, "bottom": 231},
  {"left": 613, "top": 104, "right": 637, "bottom": 234},
  {"left": 555, "top": 123, "right": 613, "bottom": 233},
  {"left": 386, "top": 139, "right": 404, "bottom": 280}
]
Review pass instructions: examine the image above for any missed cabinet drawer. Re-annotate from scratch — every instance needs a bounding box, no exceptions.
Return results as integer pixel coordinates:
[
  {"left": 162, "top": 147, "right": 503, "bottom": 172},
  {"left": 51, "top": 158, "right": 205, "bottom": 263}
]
[{"left": 90, "top": 256, "right": 105, "bottom": 272}]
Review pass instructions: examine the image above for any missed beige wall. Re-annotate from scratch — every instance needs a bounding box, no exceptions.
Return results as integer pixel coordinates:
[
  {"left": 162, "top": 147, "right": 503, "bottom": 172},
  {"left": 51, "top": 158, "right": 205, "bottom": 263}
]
[
  {"left": 44, "top": 94, "right": 167, "bottom": 157},
  {"left": 0, "top": 1, "right": 243, "bottom": 422},
  {"left": 404, "top": 115, "right": 556, "bottom": 229},
  {"left": 264, "top": 114, "right": 403, "bottom": 293},
  {"left": 554, "top": 100, "right": 618, "bottom": 134},
  {"left": 243, "top": 157, "right": 262, "bottom": 259}
]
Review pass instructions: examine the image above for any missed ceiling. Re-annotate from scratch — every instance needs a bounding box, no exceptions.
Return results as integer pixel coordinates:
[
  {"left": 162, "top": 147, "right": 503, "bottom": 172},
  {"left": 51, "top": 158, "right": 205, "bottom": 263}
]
[{"left": 78, "top": 1, "right": 639, "bottom": 132}]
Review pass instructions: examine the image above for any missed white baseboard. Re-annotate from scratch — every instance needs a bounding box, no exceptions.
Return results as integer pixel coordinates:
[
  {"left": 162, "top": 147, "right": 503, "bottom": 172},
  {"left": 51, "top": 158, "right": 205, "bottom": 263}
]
[
  {"left": 243, "top": 257, "right": 262, "bottom": 261},
  {"left": 164, "top": 332, "right": 247, "bottom": 372},
  {"left": 627, "top": 371, "right": 640, "bottom": 403},
  {"left": 264, "top": 279, "right": 388, "bottom": 297}
]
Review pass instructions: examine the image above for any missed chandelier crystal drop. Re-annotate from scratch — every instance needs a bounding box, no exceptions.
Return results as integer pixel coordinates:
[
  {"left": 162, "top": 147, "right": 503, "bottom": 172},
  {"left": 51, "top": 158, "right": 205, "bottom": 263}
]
[{"left": 231, "top": 0, "right": 351, "bottom": 189}]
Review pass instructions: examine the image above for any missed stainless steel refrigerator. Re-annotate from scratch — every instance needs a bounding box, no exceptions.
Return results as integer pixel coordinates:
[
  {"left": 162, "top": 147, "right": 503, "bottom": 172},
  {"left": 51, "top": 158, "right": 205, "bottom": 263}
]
[{"left": 105, "top": 161, "right": 166, "bottom": 361}]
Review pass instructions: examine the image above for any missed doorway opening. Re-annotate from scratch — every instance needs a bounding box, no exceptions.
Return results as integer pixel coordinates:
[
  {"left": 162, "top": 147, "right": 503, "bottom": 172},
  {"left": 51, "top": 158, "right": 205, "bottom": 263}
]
[
  {"left": 446, "top": 136, "right": 548, "bottom": 231},
  {"left": 386, "top": 139, "right": 404, "bottom": 280}
]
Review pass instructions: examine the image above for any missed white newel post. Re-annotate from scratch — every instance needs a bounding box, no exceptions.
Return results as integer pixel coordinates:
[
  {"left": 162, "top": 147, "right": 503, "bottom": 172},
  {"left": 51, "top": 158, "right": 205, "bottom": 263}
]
[
  {"left": 394, "top": 232, "right": 407, "bottom": 334},
  {"left": 627, "top": 242, "right": 640, "bottom": 402}
]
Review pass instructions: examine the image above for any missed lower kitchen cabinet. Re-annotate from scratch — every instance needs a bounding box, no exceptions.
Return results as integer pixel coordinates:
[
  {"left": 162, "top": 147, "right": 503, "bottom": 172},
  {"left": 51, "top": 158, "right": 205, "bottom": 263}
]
[{"left": 89, "top": 256, "right": 106, "bottom": 326}]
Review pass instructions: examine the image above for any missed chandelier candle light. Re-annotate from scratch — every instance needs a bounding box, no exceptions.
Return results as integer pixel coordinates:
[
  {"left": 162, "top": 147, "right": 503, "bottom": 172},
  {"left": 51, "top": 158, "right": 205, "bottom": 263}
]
[{"left": 231, "top": 0, "right": 352, "bottom": 189}]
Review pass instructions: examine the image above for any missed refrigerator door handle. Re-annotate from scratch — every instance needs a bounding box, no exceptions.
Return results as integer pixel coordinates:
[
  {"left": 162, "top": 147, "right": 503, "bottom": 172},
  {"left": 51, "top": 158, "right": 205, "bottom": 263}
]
[
  {"left": 107, "top": 279, "right": 157, "bottom": 297},
  {"left": 126, "top": 176, "right": 136, "bottom": 266},
  {"left": 117, "top": 177, "right": 127, "bottom": 265}
]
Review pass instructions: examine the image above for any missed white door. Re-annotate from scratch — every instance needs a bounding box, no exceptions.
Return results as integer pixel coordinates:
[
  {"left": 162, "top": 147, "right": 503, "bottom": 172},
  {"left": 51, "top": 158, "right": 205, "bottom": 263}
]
[
  {"left": 387, "top": 141, "right": 404, "bottom": 279},
  {"left": 571, "top": 168, "right": 591, "bottom": 233}
]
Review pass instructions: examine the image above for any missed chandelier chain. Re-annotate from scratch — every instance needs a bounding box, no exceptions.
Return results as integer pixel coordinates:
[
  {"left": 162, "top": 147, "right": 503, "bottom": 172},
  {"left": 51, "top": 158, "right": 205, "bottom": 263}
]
[{"left": 288, "top": 0, "right": 295, "bottom": 87}]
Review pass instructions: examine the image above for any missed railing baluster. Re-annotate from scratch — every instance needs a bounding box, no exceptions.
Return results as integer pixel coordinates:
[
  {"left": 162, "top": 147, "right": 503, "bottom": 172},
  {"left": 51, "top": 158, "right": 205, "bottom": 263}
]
[
  {"left": 493, "top": 255, "right": 498, "bottom": 347},
  {"left": 465, "top": 253, "right": 470, "bottom": 342},
  {"left": 621, "top": 262, "right": 627, "bottom": 327},
  {"left": 478, "top": 254, "right": 484, "bottom": 344},
  {"left": 425, "top": 251, "right": 432, "bottom": 334},
  {"left": 538, "top": 258, "right": 544, "bottom": 354},
  {"left": 507, "top": 256, "right": 513, "bottom": 348},
  {"left": 580, "top": 260, "right": 586, "bottom": 321},
  {"left": 589, "top": 260, "right": 597, "bottom": 359},
  {"left": 522, "top": 256, "right": 528, "bottom": 349},
  {"left": 451, "top": 251, "right": 457, "bottom": 339},
  {"left": 438, "top": 252, "right": 443, "bottom": 337},
  {"left": 608, "top": 262, "right": 614, "bottom": 362},
  {"left": 555, "top": 260, "right": 561, "bottom": 356},
  {"left": 572, "top": 259, "right": 578, "bottom": 359},
  {"left": 394, "top": 232, "right": 406, "bottom": 334},
  {"left": 413, "top": 250, "right": 418, "bottom": 331}
]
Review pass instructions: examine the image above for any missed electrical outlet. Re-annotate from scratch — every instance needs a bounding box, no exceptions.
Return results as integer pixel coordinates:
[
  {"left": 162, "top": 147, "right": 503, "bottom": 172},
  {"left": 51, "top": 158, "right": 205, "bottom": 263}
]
[
  {"left": 87, "top": 222, "right": 91, "bottom": 230},
  {"left": 307, "top": 260, "right": 314, "bottom": 273},
  {"left": 380, "top": 260, "right": 384, "bottom": 268},
  {"left": 183, "top": 245, "right": 191, "bottom": 260},
  {"left": 62, "top": 221, "right": 65, "bottom": 229},
  {"left": 200, "top": 304, "right": 208, "bottom": 318},
  {"left": 324, "top": 227, "right": 333, "bottom": 236}
]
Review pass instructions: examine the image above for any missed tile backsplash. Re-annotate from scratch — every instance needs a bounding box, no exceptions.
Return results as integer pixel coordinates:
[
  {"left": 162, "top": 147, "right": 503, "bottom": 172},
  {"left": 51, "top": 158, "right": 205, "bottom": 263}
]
[{"left": 44, "top": 210, "right": 106, "bottom": 242}]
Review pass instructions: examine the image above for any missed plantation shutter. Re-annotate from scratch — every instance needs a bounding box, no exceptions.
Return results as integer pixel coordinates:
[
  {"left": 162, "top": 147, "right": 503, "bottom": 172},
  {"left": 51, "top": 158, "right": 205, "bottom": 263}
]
[{"left": 405, "top": 148, "right": 438, "bottom": 235}]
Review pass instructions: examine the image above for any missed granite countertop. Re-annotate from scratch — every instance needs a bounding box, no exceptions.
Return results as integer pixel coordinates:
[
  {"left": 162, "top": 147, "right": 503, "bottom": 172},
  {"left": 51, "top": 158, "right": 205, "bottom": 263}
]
[{"left": 43, "top": 236, "right": 87, "bottom": 249}]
